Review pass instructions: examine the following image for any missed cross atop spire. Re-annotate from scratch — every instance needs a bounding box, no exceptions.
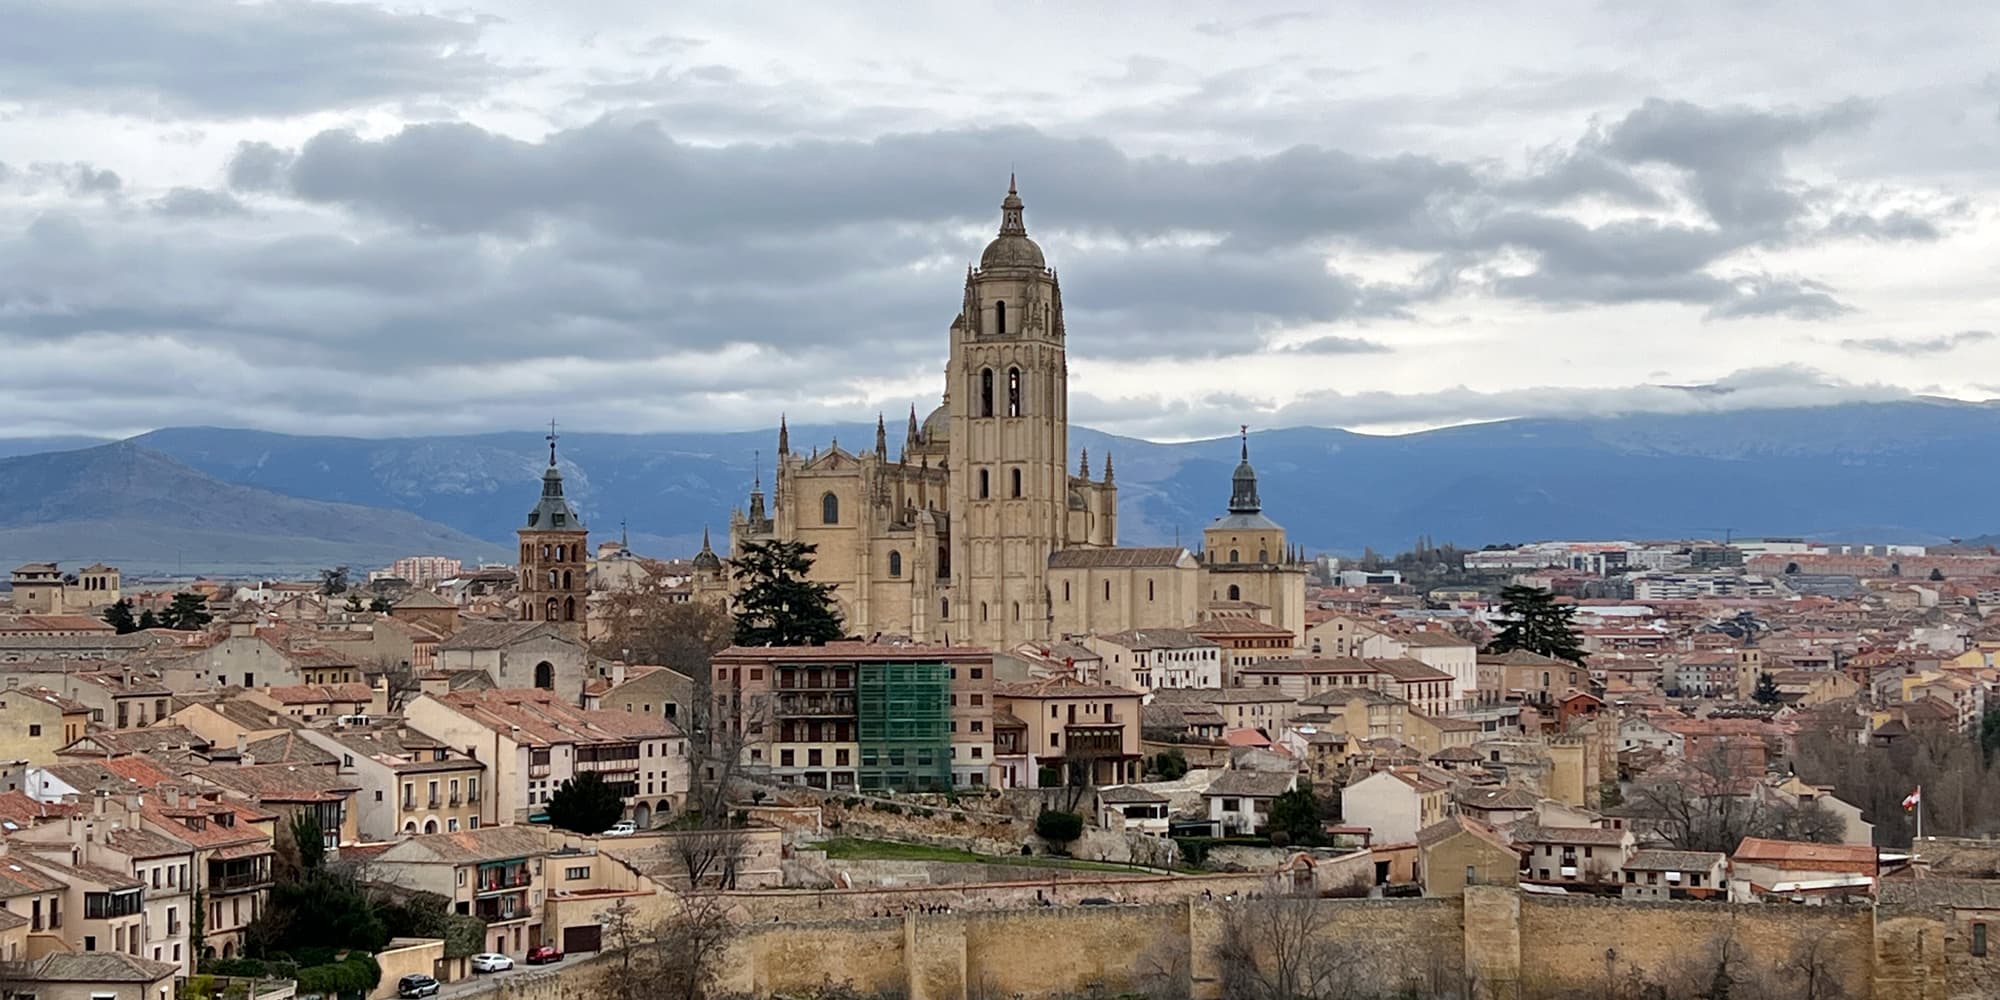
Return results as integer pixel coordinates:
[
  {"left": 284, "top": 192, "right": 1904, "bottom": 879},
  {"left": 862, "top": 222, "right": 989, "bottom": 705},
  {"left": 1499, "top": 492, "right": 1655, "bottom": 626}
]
[
  {"left": 1240, "top": 424, "right": 1249, "bottom": 462},
  {"left": 547, "top": 419, "right": 560, "bottom": 466}
]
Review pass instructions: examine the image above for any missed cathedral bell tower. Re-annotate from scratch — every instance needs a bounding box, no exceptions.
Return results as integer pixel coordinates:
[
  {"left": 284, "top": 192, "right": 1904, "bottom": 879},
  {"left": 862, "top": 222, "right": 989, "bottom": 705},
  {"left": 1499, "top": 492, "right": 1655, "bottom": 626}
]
[
  {"left": 947, "top": 177, "right": 1068, "bottom": 647},
  {"left": 518, "top": 423, "right": 589, "bottom": 640}
]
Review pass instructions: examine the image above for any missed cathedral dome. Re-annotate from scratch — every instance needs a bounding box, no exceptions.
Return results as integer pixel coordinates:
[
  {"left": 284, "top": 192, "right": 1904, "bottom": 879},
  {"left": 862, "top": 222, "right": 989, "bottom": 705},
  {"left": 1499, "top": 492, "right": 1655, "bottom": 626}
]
[
  {"left": 921, "top": 404, "right": 951, "bottom": 444},
  {"left": 978, "top": 176, "right": 1045, "bottom": 272}
]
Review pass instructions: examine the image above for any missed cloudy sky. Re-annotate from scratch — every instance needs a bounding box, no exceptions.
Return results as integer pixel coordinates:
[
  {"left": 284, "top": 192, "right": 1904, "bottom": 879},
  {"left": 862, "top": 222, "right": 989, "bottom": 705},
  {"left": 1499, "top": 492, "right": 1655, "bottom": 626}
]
[{"left": 3, "top": 1, "right": 1997, "bottom": 442}]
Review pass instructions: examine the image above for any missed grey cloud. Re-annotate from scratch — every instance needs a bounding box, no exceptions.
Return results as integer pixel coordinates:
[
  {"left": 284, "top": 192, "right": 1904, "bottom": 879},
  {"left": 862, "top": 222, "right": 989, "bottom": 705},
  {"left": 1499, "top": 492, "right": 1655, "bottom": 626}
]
[
  {"left": 1840, "top": 330, "right": 1994, "bottom": 355},
  {"left": 1703, "top": 277, "right": 1848, "bottom": 320},
  {"left": 1279, "top": 336, "right": 1393, "bottom": 355},
  {"left": 1825, "top": 210, "right": 1942, "bottom": 241},
  {"left": 0, "top": 0, "right": 518, "bottom": 117},
  {"left": 1598, "top": 97, "right": 1873, "bottom": 228},
  {"left": 1193, "top": 11, "right": 1317, "bottom": 37},
  {"left": 227, "top": 142, "right": 296, "bottom": 192},
  {"left": 151, "top": 188, "right": 245, "bottom": 218}
]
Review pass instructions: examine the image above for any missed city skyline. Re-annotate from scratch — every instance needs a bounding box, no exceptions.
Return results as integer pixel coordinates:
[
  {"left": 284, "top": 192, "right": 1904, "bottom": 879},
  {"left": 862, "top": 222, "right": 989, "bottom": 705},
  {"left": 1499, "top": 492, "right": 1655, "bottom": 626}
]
[{"left": 2, "top": 2, "right": 1996, "bottom": 443}]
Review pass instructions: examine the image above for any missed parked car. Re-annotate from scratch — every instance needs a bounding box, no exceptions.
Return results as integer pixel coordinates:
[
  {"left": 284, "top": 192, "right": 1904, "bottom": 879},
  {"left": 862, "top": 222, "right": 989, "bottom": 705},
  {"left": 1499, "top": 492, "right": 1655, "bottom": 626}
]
[
  {"left": 603, "top": 821, "right": 637, "bottom": 837},
  {"left": 471, "top": 953, "right": 514, "bottom": 973},
  {"left": 397, "top": 975, "right": 441, "bottom": 999},
  {"left": 526, "top": 945, "right": 564, "bottom": 965}
]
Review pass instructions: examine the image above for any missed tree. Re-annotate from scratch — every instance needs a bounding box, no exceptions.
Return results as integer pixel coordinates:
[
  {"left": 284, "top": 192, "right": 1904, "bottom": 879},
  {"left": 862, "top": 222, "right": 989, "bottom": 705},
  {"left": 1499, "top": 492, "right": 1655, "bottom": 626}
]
[
  {"left": 288, "top": 812, "right": 327, "bottom": 874},
  {"left": 1268, "top": 785, "right": 1323, "bottom": 846},
  {"left": 1753, "top": 671, "right": 1782, "bottom": 705},
  {"left": 546, "top": 771, "right": 625, "bottom": 835},
  {"left": 343, "top": 593, "right": 365, "bottom": 613},
  {"left": 1151, "top": 749, "right": 1190, "bottom": 781},
  {"left": 101, "top": 599, "right": 138, "bottom": 634},
  {"left": 162, "top": 592, "right": 212, "bottom": 631},
  {"left": 1983, "top": 708, "right": 2000, "bottom": 764},
  {"left": 1928, "top": 567, "right": 1946, "bottom": 581},
  {"left": 730, "top": 539, "right": 844, "bottom": 646},
  {"left": 137, "top": 609, "right": 159, "bottom": 631},
  {"left": 1212, "top": 897, "right": 1379, "bottom": 1000},
  {"left": 320, "top": 566, "right": 350, "bottom": 596},
  {"left": 368, "top": 596, "right": 392, "bottom": 613},
  {"left": 1034, "top": 809, "right": 1084, "bottom": 851},
  {"left": 1486, "top": 585, "right": 1586, "bottom": 664},
  {"left": 599, "top": 895, "right": 734, "bottom": 1000},
  {"left": 190, "top": 888, "right": 207, "bottom": 960},
  {"left": 590, "top": 593, "right": 733, "bottom": 703}
]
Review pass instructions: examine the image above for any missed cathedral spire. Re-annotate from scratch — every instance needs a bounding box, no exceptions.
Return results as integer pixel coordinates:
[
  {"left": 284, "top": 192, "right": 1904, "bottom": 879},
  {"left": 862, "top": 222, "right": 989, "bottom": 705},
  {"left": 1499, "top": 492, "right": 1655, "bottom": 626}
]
[
  {"left": 1229, "top": 425, "right": 1261, "bottom": 515},
  {"left": 1102, "top": 450, "right": 1114, "bottom": 483},
  {"left": 778, "top": 414, "right": 789, "bottom": 455},
  {"left": 998, "top": 175, "right": 1027, "bottom": 236},
  {"left": 875, "top": 412, "right": 888, "bottom": 458},
  {"left": 547, "top": 418, "right": 559, "bottom": 467},
  {"left": 1078, "top": 448, "right": 1089, "bottom": 479}
]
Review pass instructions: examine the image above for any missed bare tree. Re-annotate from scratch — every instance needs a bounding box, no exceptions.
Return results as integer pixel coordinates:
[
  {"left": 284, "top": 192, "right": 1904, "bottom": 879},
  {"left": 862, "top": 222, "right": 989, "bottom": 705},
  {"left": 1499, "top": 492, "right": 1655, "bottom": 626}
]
[
  {"left": 671, "top": 691, "right": 768, "bottom": 889},
  {"left": 1212, "top": 897, "right": 1379, "bottom": 1000},
  {"left": 599, "top": 893, "right": 737, "bottom": 1000},
  {"left": 1134, "top": 934, "right": 1191, "bottom": 1000},
  {"left": 1630, "top": 744, "right": 1842, "bottom": 852},
  {"left": 1779, "top": 937, "right": 1848, "bottom": 1000}
]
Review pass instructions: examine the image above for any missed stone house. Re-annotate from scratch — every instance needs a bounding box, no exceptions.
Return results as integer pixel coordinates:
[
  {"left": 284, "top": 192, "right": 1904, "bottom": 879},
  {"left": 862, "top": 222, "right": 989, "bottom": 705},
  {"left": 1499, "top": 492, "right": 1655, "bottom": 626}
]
[
  {"left": 1517, "top": 823, "right": 1635, "bottom": 885},
  {"left": 1417, "top": 815, "right": 1520, "bottom": 897},
  {"left": 1619, "top": 848, "right": 1728, "bottom": 900},
  {"left": 1342, "top": 767, "right": 1451, "bottom": 846},
  {"left": 1203, "top": 769, "right": 1297, "bottom": 836}
]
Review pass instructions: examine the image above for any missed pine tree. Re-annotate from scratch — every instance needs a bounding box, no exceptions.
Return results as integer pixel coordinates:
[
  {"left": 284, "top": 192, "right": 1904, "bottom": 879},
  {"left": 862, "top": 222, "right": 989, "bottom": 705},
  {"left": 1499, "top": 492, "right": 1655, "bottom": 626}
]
[
  {"left": 730, "top": 539, "right": 845, "bottom": 646},
  {"left": 1486, "top": 585, "right": 1587, "bottom": 664},
  {"left": 546, "top": 771, "right": 626, "bottom": 835},
  {"left": 1753, "top": 671, "right": 1782, "bottom": 705},
  {"left": 102, "top": 599, "right": 138, "bottom": 634},
  {"left": 137, "top": 609, "right": 159, "bottom": 631},
  {"left": 162, "top": 592, "right": 212, "bottom": 631}
]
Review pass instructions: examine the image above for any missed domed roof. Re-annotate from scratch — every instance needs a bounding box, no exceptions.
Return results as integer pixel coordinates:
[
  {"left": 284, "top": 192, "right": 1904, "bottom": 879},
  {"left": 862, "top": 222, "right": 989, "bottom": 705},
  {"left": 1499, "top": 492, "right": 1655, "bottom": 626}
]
[
  {"left": 921, "top": 404, "right": 950, "bottom": 443},
  {"left": 978, "top": 176, "right": 1045, "bottom": 271},
  {"left": 692, "top": 527, "right": 722, "bottom": 572}
]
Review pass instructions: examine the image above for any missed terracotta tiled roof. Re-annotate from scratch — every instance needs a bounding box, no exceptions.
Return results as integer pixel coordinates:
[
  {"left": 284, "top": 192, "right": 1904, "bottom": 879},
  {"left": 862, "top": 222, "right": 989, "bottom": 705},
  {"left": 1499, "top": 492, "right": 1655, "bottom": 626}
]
[
  {"left": 713, "top": 641, "right": 990, "bottom": 664},
  {"left": 259, "top": 682, "right": 373, "bottom": 705},
  {"left": 1733, "top": 837, "right": 1876, "bottom": 868}
]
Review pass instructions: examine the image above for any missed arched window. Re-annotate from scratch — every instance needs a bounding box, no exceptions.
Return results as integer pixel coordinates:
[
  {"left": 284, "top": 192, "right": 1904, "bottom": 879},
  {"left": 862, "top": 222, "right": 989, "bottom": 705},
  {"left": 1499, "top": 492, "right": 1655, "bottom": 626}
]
[
  {"left": 1103, "top": 580, "right": 1111, "bottom": 600},
  {"left": 1227, "top": 584, "right": 1241, "bottom": 601},
  {"left": 995, "top": 300, "right": 1006, "bottom": 334},
  {"left": 888, "top": 550, "right": 903, "bottom": 578},
  {"left": 423, "top": 819, "right": 438, "bottom": 834},
  {"left": 1063, "top": 581, "right": 1071, "bottom": 602},
  {"left": 1229, "top": 549, "right": 1240, "bottom": 563},
  {"left": 541, "top": 544, "right": 550, "bottom": 559},
  {"left": 980, "top": 602, "right": 988, "bottom": 622},
  {"left": 535, "top": 661, "right": 555, "bottom": 689},
  {"left": 979, "top": 368, "right": 995, "bottom": 417},
  {"left": 1012, "top": 601, "right": 1020, "bottom": 621},
  {"left": 403, "top": 821, "right": 417, "bottom": 834},
  {"left": 554, "top": 544, "right": 564, "bottom": 562},
  {"left": 941, "top": 597, "right": 950, "bottom": 619},
  {"left": 1007, "top": 367, "right": 1022, "bottom": 417},
  {"left": 1259, "top": 549, "right": 1268, "bottom": 563},
  {"left": 1010, "top": 468, "right": 1022, "bottom": 498},
  {"left": 938, "top": 545, "right": 950, "bottom": 577},
  {"left": 563, "top": 596, "right": 576, "bottom": 621},
  {"left": 545, "top": 597, "right": 559, "bottom": 620},
  {"left": 978, "top": 469, "right": 990, "bottom": 499},
  {"left": 821, "top": 492, "right": 840, "bottom": 524},
  {"left": 548, "top": 570, "right": 558, "bottom": 587},
  {"left": 561, "top": 570, "right": 571, "bottom": 590}
]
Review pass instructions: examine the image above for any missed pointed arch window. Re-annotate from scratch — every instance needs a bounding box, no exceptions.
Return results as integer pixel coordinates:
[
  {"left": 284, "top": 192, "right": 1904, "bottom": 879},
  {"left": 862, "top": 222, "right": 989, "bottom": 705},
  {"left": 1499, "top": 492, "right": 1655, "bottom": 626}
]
[
  {"left": 821, "top": 492, "right": 840, "bottom": 525},
  {"left": 545, "top": 597, "right": 560, "bottom": 620},
  {"left": 978, "top": 469, "right": 990, "bottom": 499},
  {"left": 1010, "top": 468, "right": 1022, "bottom": 498},
  {"left": 1229, "top": 549, "right": 1240, "bottom": 563},
  {"left": 980, "top": 602, "right": 988, "bottom": 622},
  {"left": 995, "top": 300, "right": 1007, "bottom": 334},
  {"left": 1227, "top": 585, "right": 1241, "bottom": 601},
  {"left": 941, "top": 597, "right": 950, "bottom": 619},
  {"left": 561, "top": 570, "right": 572, "bottom": 590},
  {"left": 888, "top": 550, "right": 903, "bottom": 578},
  {"left": 564, "top": 597, "right": 576, "bottom": 621},
  {"left": 1007, "top": 367, "right": 1022, "bottom": 417},
  {"left": 1012, "top": 601, "right": 1021, "bottom": 621},
  {"left": 1259, "top": 549, "right": 1269, "bottom": 563},
  {"left": 979, "top": 368, "right": 995, "bottom": 418}
]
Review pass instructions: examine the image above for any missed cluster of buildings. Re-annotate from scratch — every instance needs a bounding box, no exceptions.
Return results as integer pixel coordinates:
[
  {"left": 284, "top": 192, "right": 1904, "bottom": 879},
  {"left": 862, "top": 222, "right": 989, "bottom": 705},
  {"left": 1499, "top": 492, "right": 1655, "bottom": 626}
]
[{"left": 10, "top": 182, "right": 2000, "bottom": 995}]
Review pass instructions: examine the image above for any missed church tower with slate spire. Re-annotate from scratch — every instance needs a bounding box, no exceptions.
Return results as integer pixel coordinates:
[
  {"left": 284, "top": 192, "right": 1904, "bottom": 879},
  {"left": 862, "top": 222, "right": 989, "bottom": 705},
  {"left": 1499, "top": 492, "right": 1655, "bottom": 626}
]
[
  {"left": 517, "top": 423, "right": 589, "bottom": 645},
  {"left": 1200, "top": 428, "right": 1308, "bottom": 646}
]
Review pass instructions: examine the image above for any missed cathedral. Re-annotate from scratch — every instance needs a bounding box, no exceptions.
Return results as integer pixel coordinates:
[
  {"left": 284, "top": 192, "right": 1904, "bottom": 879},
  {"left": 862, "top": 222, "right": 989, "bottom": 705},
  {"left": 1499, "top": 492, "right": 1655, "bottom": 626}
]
[{"left": 702, "top": 180, "right": 1306, "bottom": 650}]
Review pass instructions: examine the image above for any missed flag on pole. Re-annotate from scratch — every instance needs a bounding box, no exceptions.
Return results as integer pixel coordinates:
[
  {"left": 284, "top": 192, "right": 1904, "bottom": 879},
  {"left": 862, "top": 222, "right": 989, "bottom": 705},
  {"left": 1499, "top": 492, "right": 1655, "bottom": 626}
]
[{"left": 1902, "top": 787, "right": 1922, "bottom": 811}]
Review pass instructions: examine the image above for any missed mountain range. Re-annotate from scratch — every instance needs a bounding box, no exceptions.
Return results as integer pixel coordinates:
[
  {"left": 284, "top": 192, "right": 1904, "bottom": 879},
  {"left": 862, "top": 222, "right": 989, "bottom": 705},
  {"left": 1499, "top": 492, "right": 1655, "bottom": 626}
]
[{"left": 5, "top": 398, "right": 2000, "bottom": 577}]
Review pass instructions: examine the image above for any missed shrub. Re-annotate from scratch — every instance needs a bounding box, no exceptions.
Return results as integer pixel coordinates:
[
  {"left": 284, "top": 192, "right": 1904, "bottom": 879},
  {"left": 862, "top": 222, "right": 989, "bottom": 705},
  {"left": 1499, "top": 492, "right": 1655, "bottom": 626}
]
[
  {"left": 1034, "top": 810, "right": 1084, "bottom": 849},
  {"left": 295, "top": 954, "right": 380, "bottom": 996}
]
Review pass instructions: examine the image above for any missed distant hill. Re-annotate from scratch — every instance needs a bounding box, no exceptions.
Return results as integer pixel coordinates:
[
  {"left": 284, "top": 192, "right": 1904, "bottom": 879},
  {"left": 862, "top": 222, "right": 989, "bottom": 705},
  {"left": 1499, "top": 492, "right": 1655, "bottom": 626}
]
[
  {"left": 93, "top": 398, "right": 2000, "bottom": 561},
  {"left": 0, "top": 442, "right": 507, "bottom": 576}
]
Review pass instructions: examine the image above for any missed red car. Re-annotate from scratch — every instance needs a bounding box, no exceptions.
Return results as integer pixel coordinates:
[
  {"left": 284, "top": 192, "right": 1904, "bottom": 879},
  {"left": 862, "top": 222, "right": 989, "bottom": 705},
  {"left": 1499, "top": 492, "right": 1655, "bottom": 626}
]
[{"left": 525, "top": 946, "right": 563, "bottom": 965}]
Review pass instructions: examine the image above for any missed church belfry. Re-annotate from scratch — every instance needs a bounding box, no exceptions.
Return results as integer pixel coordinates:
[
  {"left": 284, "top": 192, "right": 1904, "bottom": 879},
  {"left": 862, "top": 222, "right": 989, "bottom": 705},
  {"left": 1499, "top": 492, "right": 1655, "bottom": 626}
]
[
  {"left": 518, "top": 422, "right": 589, "bottom": 641},
  {"left": 946, "top": 177, "right": 1071, "bottom": 647}
]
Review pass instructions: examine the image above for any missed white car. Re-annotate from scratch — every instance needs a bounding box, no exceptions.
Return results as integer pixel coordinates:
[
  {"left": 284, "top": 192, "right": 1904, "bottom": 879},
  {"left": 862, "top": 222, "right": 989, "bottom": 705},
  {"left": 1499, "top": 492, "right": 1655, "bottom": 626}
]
[
  {"left": 603, "top": 821, "right": 637, "bottom": 837},
  {"left": 471, "top": 954, "right": 514, "bottom": 973}
]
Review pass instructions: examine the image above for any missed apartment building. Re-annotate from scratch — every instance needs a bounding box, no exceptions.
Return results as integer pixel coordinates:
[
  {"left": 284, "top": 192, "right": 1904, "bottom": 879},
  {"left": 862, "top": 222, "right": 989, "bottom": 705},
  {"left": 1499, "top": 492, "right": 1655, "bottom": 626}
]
[
  {"left": 710, "top": 643, "right": 995, "bottom": 792},
  {"left": 361, "top": 826, "right": 551, "bottom": 957},
  {"left": 1082, "top": 630, "right": 1223, "bottom": 690},
  {"left": 0, "top": 687, "right": 92, "bottom": 764},
  {"left": 405, "top": 689, "right": 686, "bottom": 829},
  {"left": 299, "top": 724, "right": 487, "bottom": 839},
  {"left": 992, "top": 676, "right": 1144, "bottom": 788}
]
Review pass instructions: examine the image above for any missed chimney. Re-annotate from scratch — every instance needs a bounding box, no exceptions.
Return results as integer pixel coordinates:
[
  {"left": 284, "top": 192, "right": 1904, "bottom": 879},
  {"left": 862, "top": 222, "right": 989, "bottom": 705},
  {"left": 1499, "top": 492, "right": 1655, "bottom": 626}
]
[
  {"left": 93, "top": 788, "right": 108, "bottom": 816},
  {"left": 163, "top": 786, "right": 180, "bottom": 807},
  {"left": 611, "top": 661, "right": 627, "bottom": 687}
]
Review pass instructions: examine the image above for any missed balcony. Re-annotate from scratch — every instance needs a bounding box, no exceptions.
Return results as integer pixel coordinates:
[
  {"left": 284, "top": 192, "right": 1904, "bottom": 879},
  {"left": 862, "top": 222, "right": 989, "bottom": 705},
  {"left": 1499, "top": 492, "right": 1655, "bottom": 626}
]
[
  {"left": 429, "top": 796, "right": 441, "bottom": 809},
  {"left": 473, "top": 897, "right": 532, "bottom": 923},
  {"left": 776, "top": 693, "right": 856, "bottom": 717},
  {"left": 449, "top": 793, "right": 462, "bottom": 806},
  {"left": 575, "top": 757, "right": 639, "bottom": 774},
  {"left": 528, "top": 764, "right": 551, "bottom": 778},
  {"left": 210, "top": 870, "right": 272, "bottom": 893},
  {"left": 468, "top": 789, "right": 482, "bottom": 803}
]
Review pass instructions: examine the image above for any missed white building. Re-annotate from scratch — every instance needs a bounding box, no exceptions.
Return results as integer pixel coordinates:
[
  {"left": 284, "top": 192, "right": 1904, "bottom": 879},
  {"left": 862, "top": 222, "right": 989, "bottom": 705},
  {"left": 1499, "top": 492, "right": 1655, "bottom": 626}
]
[{"left": 1082, "top": 629, "right": 1223, "bottom": 690}]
